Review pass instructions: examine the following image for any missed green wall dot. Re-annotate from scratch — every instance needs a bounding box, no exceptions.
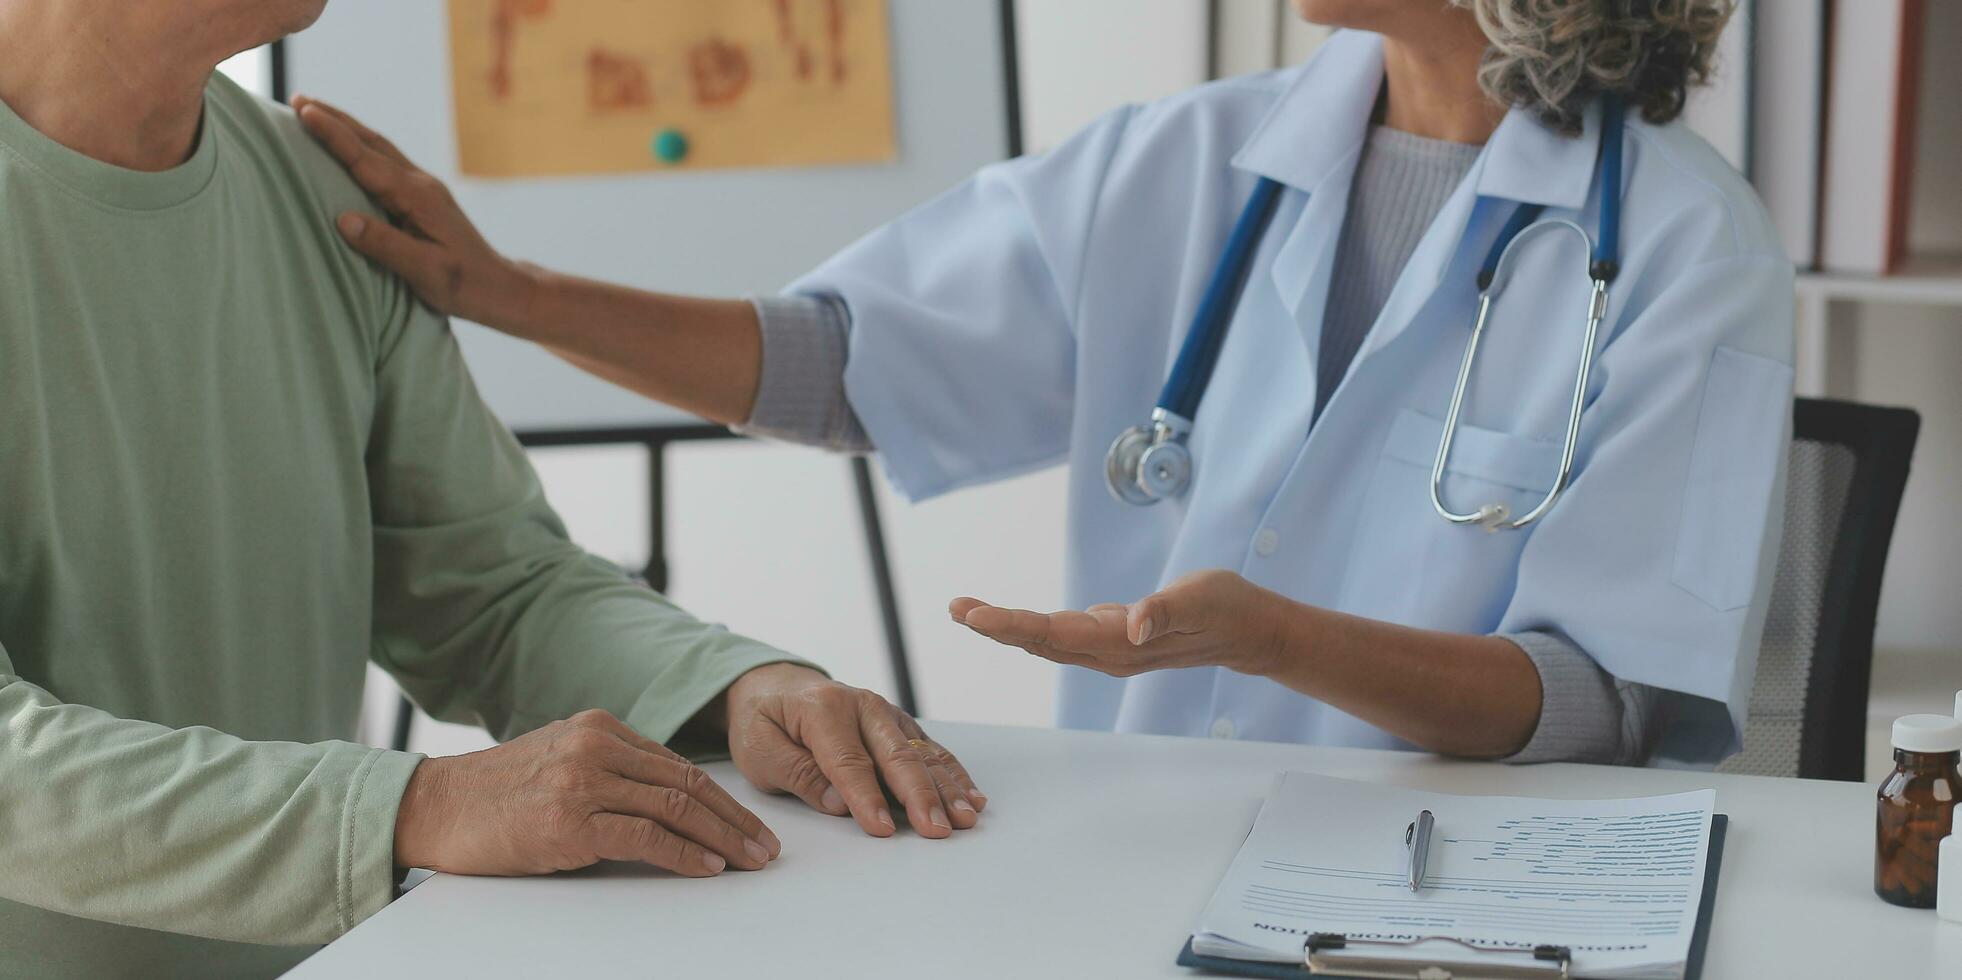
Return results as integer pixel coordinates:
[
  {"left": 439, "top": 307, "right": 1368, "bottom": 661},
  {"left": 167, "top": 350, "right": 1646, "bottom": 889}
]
[{"left": 653, "top": 128, "right": 689, "bottom": 165}]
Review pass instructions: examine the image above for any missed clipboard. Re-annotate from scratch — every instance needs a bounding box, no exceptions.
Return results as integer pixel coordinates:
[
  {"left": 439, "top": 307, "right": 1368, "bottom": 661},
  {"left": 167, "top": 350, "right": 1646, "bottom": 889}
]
[{"left": 1176, "top": 814, "right": 1729, "bottom": 980}]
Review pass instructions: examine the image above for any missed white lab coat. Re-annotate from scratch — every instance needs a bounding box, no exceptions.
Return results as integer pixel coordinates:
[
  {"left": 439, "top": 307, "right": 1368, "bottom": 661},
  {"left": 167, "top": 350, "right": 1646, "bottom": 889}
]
[{"left": 794, "top": 30, "right": 1794, "bottom": 763}]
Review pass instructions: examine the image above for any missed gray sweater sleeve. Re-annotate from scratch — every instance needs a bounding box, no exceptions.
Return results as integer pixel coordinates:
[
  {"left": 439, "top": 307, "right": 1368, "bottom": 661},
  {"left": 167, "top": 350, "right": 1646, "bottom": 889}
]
[
  {"left": 1502, "top": 632, "right": 1662, "bottom": 766},
  {"left": 736, "top": 293, "right": 874, "bottom": 454}
]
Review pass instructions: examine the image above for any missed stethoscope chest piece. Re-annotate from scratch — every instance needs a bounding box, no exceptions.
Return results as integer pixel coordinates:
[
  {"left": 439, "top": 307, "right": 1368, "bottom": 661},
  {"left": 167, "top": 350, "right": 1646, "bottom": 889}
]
[
  {"left": 1104, "top": 409, "right": 1195, "bottom": 505},
  {"left": 1138, "top": 440, "right": 1193, "bottom": 499},
  {"left": 1105, "top": 424, "right": 1159, "bottom": 505},
  {"left": 1104, "top": 96, "right": 1627, "bottom": 532}
]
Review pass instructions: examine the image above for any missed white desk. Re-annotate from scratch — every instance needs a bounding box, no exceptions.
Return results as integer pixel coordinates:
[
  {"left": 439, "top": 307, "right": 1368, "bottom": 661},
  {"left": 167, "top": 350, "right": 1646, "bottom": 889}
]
[{"left": 290, "top": 723, "right": 1960, "bottom": 978}]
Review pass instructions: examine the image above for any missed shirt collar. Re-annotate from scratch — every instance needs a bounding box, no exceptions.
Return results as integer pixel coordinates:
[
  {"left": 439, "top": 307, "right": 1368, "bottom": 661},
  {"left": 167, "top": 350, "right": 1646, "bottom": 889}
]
[
  {"left": 1472, "top": 99, "right": 1603, "bottom": 212},
  {"left": 1231, "top": 30, "right": 1603, "bottom": 212},
  {"left": 1230, "top": 29, "right": 1383, "bottom": 195}
]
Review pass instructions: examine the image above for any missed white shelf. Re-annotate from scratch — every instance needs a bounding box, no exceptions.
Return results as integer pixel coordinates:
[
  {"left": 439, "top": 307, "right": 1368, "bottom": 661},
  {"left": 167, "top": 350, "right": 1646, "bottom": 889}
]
[{"left": 1797, "top": 253, "right": 1962, "bottom": 306}]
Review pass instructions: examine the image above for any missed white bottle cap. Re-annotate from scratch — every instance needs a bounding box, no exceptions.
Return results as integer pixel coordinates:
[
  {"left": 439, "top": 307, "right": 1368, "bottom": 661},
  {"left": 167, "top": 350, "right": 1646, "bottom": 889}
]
[{"left": 1893, "top": 714, "right": 1962, "bottom": 754}]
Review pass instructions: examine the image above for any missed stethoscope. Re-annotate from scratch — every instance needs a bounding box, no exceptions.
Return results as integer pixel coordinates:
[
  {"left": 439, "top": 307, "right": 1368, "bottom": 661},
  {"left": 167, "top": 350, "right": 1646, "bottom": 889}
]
[{"left": 1105, "top": 97, "right": 1626, "bottom": 533}]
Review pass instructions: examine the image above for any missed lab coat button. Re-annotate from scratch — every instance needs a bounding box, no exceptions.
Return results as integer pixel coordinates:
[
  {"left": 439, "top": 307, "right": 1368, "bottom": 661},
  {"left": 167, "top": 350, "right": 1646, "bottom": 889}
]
[
  {"left": 1211, "top": 717, "right": 1237, "bottom": 740},
  {"left": 1254, "top": 528, "right": 1280, "bottom": 557}
]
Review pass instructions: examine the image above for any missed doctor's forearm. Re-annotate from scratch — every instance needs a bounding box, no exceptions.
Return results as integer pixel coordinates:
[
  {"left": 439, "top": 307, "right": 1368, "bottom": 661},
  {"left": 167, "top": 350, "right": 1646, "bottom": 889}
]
[
  {"left": 1246, "top": 606, "right": 1542, "bottom": 758},
  {"left": 504, "top": 266, "right": 765, "bottom": 426}
]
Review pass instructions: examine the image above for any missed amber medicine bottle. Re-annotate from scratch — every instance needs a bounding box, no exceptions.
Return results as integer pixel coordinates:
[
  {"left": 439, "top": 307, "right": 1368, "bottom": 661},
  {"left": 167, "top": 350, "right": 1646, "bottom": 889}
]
[{"left": 1876, "top": 714, "right": 1962, "bottom": 908}]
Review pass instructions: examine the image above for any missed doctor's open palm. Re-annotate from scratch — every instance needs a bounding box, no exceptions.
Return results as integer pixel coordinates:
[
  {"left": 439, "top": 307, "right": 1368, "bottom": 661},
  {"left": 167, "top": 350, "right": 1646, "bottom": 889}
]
[{"left": 952, "top": 570, "right": 1292, "bottom": 678}]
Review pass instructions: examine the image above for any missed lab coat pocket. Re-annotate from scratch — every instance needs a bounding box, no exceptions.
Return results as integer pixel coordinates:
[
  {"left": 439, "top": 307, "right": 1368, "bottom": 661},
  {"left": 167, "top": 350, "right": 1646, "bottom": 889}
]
[
  {"left": 1671, "top": 346, "right": 1794, "bottom": 611},
  {"left": 1338, "top": 409, "right": 1561, "bottom": 629}
]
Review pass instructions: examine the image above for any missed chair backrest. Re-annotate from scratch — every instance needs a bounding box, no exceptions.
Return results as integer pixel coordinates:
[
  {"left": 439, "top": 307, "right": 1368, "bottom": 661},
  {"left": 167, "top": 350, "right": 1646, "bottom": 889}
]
[{"left": 1718, "top": 398, "right": 1919, "bottom": 781}]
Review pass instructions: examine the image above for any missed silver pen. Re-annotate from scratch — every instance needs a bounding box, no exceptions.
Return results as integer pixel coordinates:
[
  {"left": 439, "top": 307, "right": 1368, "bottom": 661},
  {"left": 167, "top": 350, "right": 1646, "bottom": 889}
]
[{"left": 1405, "top": 809, "right": 1435, "bottom": 892}]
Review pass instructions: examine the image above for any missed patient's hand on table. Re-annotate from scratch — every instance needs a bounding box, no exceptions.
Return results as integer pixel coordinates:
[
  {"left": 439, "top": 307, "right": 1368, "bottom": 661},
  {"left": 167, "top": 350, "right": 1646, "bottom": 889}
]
[
  {"left": 394, "top": 709, "right": 781, "bottom": 878},
  {"left": 723, "top": 664, "right": 985, "bottom": 839},
  {"left": 393, "top": 668, "right": 986, "bottom": 882}
]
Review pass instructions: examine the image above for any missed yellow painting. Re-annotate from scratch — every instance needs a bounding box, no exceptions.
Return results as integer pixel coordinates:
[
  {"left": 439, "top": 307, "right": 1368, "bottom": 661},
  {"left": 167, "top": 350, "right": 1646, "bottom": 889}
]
[{"left": 447, "top": 0, "right": 897, "bottom": 178}]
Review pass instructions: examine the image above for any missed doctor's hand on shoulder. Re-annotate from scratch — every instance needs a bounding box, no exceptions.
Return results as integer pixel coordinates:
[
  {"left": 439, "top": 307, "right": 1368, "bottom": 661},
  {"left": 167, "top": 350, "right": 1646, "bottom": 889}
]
[
  {"left": 292, "top": 96, "right": 525, "bottom": 327},
  {"left": 294, "top": 94, "right": 767, "bottom": 426},
  {"left": 394, "top": 665, "right": 983, "bottom": 881}
]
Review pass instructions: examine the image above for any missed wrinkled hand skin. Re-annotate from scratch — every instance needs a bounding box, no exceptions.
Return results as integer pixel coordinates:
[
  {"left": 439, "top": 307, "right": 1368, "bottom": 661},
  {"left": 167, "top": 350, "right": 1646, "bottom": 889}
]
[
  {"left": 951, "top": 569, "right": 1290, "bottom": 678},
  {"left": 393, "top": 667, "right": 992, "bottom": 880},
  {"left": 394, "top": 708, "right": 780, "bottom": 878},
  {"left": 292, "top": 94, "right": 536, "bottom": 327},
  {"left": 723, "top": 663, "right": 986, "bottom": 839}
]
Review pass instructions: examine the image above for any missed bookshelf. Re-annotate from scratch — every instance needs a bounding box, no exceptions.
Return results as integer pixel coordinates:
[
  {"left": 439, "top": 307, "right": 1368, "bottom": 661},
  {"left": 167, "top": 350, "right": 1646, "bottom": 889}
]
[
  {"left": 1796, "top": 254, "right": 1962, "bottom": 307},
  {"left": 1793, "top": 253, "right": 1962, "bottom": 397}
]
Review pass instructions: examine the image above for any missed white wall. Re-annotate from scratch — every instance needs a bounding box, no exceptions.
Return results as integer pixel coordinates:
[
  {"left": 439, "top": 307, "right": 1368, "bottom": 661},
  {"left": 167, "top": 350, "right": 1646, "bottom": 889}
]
[
  {"left": 374, "top": 2, "right": 1211, "bottom": 756},
  {"left": 1012, "top": 0, "right": 1209, "bottom": 151},
  {"left": 1849, "top": 2, "right": 1962, "bottom": 772},
  {"left": 216, "top": 46, "right": 272, "bottom": 96}
]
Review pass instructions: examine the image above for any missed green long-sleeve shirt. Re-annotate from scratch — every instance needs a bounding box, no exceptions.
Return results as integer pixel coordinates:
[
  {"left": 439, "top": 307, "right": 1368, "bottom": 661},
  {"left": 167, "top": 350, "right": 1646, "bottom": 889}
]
[{"left": 0, "top": 74, "right": 806, "bottom": 978}]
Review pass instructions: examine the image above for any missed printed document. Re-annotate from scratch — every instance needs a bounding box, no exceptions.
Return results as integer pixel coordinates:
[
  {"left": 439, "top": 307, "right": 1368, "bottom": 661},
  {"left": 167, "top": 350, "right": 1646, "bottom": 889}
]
[{"left": 1190, "top": 773, "right": 1716, "bottom": 980}]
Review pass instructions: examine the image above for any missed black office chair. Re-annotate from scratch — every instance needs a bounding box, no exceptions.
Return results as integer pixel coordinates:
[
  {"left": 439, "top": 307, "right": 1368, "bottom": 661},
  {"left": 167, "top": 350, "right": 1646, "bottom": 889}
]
[{"left": 1717, "top": 398, "right": 1920, "bottom": 782}]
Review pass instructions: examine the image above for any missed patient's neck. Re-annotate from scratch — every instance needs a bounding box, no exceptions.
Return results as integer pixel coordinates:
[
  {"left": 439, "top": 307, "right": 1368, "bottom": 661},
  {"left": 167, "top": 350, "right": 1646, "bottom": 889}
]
[{"left": 0, "top": 1, "right": 239, "bottom": 171}]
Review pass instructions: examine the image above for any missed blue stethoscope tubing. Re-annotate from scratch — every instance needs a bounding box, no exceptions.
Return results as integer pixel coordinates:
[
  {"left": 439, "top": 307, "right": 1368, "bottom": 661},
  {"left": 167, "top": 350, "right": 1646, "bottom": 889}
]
[
  {"left": 1104, "top": 96, "right": 1627, "bottom": 533},
  {"left": 1103, "top": 175, "right": 1287, "bottom": 505}
]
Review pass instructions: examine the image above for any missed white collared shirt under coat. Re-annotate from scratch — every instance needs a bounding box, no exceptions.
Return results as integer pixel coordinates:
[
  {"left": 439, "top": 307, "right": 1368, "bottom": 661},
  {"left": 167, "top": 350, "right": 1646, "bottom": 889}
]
[{"left": 792, "top": 31, "right": 1795, "bottom": 764}]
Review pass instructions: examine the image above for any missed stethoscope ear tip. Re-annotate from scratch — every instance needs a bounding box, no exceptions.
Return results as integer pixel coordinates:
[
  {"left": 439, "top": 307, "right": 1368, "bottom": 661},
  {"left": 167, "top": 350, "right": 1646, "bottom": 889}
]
[{"left": 1474, "top": 503, "right": 1511, "bottom": 532}]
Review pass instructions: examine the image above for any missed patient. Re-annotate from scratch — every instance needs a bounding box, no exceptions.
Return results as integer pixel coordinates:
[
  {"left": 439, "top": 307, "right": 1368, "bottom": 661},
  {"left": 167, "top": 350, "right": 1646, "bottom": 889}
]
[{"left": 0, "top": 1, "right": 982, "bottom": 976}]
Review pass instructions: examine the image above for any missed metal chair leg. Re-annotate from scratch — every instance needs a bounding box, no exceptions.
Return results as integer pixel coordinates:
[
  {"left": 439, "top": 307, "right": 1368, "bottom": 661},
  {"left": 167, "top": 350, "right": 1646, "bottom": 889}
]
[
  {"left": 852, "top": 456, "right": 918, "bottom": 717},
  {"left": 391, "top": 694, "right": 415, "bottom": 752}
]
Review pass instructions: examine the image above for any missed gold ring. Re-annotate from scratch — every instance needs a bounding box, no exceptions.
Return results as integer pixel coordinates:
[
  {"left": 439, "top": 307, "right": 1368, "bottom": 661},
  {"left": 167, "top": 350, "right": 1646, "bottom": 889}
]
[{"left": 907, "top": 738, "right": 929, "bottom": 749}]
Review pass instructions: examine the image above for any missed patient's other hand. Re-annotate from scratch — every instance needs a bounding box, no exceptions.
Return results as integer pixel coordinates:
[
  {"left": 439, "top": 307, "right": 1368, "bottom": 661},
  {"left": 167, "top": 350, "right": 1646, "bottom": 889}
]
[
  {"left": 393, "top": 709, "right": 779, "bottom": 878},
  {"left": 723, "top": 664, "right": 986, "bottom": 839}
]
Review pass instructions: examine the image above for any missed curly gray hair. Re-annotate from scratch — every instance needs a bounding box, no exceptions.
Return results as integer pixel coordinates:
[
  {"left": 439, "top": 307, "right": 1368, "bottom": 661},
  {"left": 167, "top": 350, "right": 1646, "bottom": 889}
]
[{"left": 1454, "top": 0, "right": 1735, "bottom": 135}]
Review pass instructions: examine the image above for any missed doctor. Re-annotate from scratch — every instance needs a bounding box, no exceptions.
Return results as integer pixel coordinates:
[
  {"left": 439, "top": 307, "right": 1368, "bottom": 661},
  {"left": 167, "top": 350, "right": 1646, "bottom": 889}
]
[{"left": 295, "top": 0, "right": 1790, "bottom": 767}]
